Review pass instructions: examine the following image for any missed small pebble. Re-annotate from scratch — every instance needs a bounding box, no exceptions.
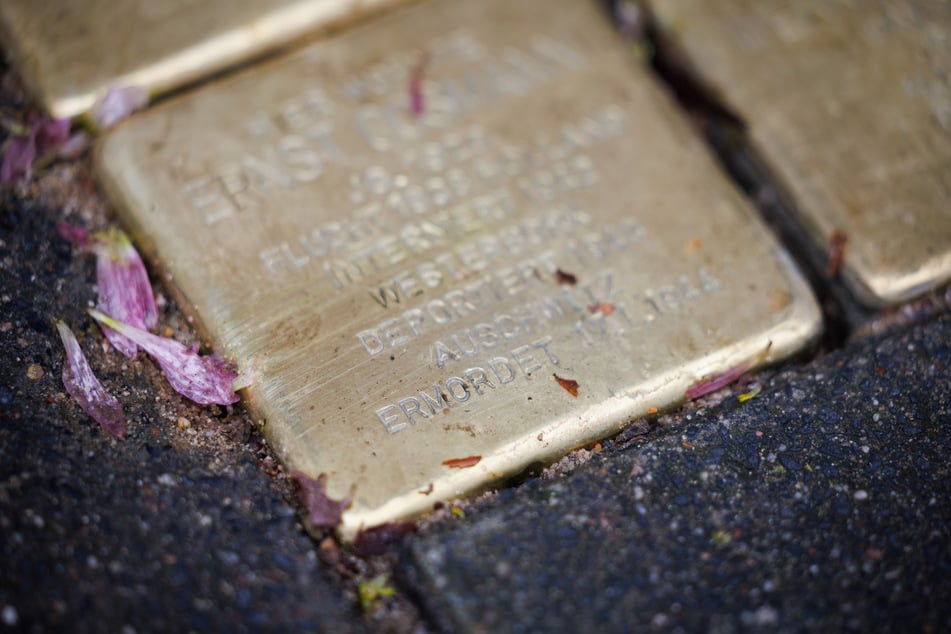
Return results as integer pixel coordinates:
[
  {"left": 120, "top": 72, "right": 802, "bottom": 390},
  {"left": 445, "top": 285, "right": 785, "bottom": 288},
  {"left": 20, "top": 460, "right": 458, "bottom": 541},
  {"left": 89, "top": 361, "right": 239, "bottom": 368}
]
[
  {"left": 26, "top": 364, "right": 44, "bottom": 380},
  {"left": 854, "top": 490, "right": 869, "bottom": 501},
  {"left": 2, "top": 606, "right": 17, "bottom": 626}
]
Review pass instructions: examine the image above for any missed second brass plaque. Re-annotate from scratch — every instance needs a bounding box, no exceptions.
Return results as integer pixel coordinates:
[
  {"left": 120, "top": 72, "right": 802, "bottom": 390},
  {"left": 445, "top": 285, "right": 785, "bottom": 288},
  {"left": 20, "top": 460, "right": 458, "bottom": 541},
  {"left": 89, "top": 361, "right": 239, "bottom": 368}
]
[
  {"left": 97, "top": 0, "right": 821, "bottom": 537},
  {"left": 648, "top": 0, "right": 951, "bottom": 305}
]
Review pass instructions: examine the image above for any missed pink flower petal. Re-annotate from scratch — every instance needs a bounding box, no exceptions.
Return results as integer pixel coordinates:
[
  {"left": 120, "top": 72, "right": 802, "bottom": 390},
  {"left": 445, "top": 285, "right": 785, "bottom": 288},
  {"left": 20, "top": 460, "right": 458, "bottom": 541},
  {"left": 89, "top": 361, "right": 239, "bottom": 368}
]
[
  {"left": 91, "top": 85, "right": 149, "bottom": 129},
  {"left": 685, "top": 361, "right": 751, "bottom": 401},
  {"left": 57, "top": 225, "right": 157, "bottom": 356},
  {"left": 56, "top": 131, "right": 90, "bottom": 160},
  {"left": 1, "top": 134, "right": 37, "bottom": 185},
  {"left": 615, "top": 0, "right": 644, "bottom": 38},
  {"left": 34, "top": 117, "right": 71, "bottom": 155},
  {"left": 292, "top": 472, "right": 352, "bottom": 529},
  {"left": 91, "top": 228, "right": 158, "bottom": 357},
  {"left": 56, "top": 221, "right": 91, "bottom": 249},
  {"left": 408, "top": 51, "right": 429, "bottom": 118},
  {"left": 685, "top": 343, "right": 773, "bottom": 401},
  {"left": 1, "top": 116, "right": 73, "bottom": 185},
  {"left": 56, "top": 320, "right": 127, "bottom": 440},
  {"left": 89, "top": 310, "right": 239, "bottom": 406}
]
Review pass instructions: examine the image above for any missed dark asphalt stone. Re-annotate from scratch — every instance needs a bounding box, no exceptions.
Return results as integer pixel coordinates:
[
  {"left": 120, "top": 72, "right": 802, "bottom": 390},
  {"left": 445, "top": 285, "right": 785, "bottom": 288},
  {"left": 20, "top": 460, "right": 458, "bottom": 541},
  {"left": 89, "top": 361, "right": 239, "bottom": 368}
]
[
  {"left": 402, "top": 313, "right": 951, "bottom": 633},
  {"left": 0, "top": 193, "right": 366, "bottom": 632}
]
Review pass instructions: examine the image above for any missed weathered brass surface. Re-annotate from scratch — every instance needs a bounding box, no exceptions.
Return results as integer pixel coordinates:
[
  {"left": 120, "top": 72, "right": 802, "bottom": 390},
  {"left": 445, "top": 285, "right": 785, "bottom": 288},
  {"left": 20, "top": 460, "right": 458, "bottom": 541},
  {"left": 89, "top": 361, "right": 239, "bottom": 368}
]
[
  {"left": 0, "top": 0, "right": 411, "bottom": 118},
  {"left": 649, "top": 0, "right": 951, "bottom": 306},
  {"left": 97, "top": 0, "right": 821, "bottom": 539}
]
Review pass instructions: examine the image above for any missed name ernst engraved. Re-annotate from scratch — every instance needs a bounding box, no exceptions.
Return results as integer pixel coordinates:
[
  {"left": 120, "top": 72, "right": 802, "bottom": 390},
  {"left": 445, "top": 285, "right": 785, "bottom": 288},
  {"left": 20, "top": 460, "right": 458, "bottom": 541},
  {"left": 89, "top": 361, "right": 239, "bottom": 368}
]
[{"left": 97, "top": 0, "right": 821, "bottom": 539}]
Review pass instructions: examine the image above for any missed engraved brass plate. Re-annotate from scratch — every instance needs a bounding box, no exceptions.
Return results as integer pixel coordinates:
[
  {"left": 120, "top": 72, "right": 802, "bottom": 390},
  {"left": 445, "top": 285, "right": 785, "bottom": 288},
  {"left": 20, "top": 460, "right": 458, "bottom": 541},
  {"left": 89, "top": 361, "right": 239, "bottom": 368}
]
[
  {"left": 648, "top": 0, "right": 951, "bottom": 305},
  {"left": 0, "top": 0, "right": 411, "bottom": 118},
  {"left": 96, "top": 0, "right": 821, "bottom": 538}
]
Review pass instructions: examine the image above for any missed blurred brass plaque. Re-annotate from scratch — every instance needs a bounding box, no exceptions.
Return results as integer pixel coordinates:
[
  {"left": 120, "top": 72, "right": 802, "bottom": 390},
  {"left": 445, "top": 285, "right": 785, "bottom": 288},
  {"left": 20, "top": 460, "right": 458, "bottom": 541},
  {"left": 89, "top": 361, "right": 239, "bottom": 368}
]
[
  {"left": 0, "top": 0, "right": 411, "bottom": 118},
  {"left": 97, "top": 0, "right": 820, "bottom": 538},
  {"left": 648, "top": 0, "right": 951, "bottom": 305}
]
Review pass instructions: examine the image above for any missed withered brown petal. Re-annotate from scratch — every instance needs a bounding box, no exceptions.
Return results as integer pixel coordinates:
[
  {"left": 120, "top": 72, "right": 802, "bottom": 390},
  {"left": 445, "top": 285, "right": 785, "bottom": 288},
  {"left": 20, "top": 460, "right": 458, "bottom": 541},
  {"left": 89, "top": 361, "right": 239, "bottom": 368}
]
[
  {"left": 441, "top": 455, "right": 482, "bottom": 469},
  {"left": 553, "top": 373, "right": 580, "bottom": 397},
  {"left": 554, "top": 269, "right": 578, "bottom": 285},
  {"left": 353, "top": 521, "right": 418, "bottom": 557},
  {"left": 293, "top": 471, "right": 352, "bottom": 529}
]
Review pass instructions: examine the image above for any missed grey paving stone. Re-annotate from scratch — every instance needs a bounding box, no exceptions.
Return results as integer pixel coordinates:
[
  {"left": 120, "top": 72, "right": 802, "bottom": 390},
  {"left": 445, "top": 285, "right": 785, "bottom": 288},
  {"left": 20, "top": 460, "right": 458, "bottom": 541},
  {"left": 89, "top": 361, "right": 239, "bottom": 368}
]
[
  {"left": 402, "top": 312, "right": 951, "bottom": 633},
  {"left": 0, "top": 195, "right": 366, "bottom": 632}
]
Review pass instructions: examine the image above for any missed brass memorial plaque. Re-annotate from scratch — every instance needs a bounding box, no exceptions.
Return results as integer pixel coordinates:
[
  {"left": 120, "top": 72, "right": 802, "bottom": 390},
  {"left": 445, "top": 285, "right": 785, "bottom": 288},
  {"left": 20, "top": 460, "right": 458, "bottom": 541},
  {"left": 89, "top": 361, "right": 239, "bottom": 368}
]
[
  {"left": 0, "top": 0, "right": 411, "bottom": 118},
  {"left": 648, "top": 0, "right": 951, "bottom": 306},
  {"left": 97, "top": 0, "right": 821, "bottom": 538}
]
